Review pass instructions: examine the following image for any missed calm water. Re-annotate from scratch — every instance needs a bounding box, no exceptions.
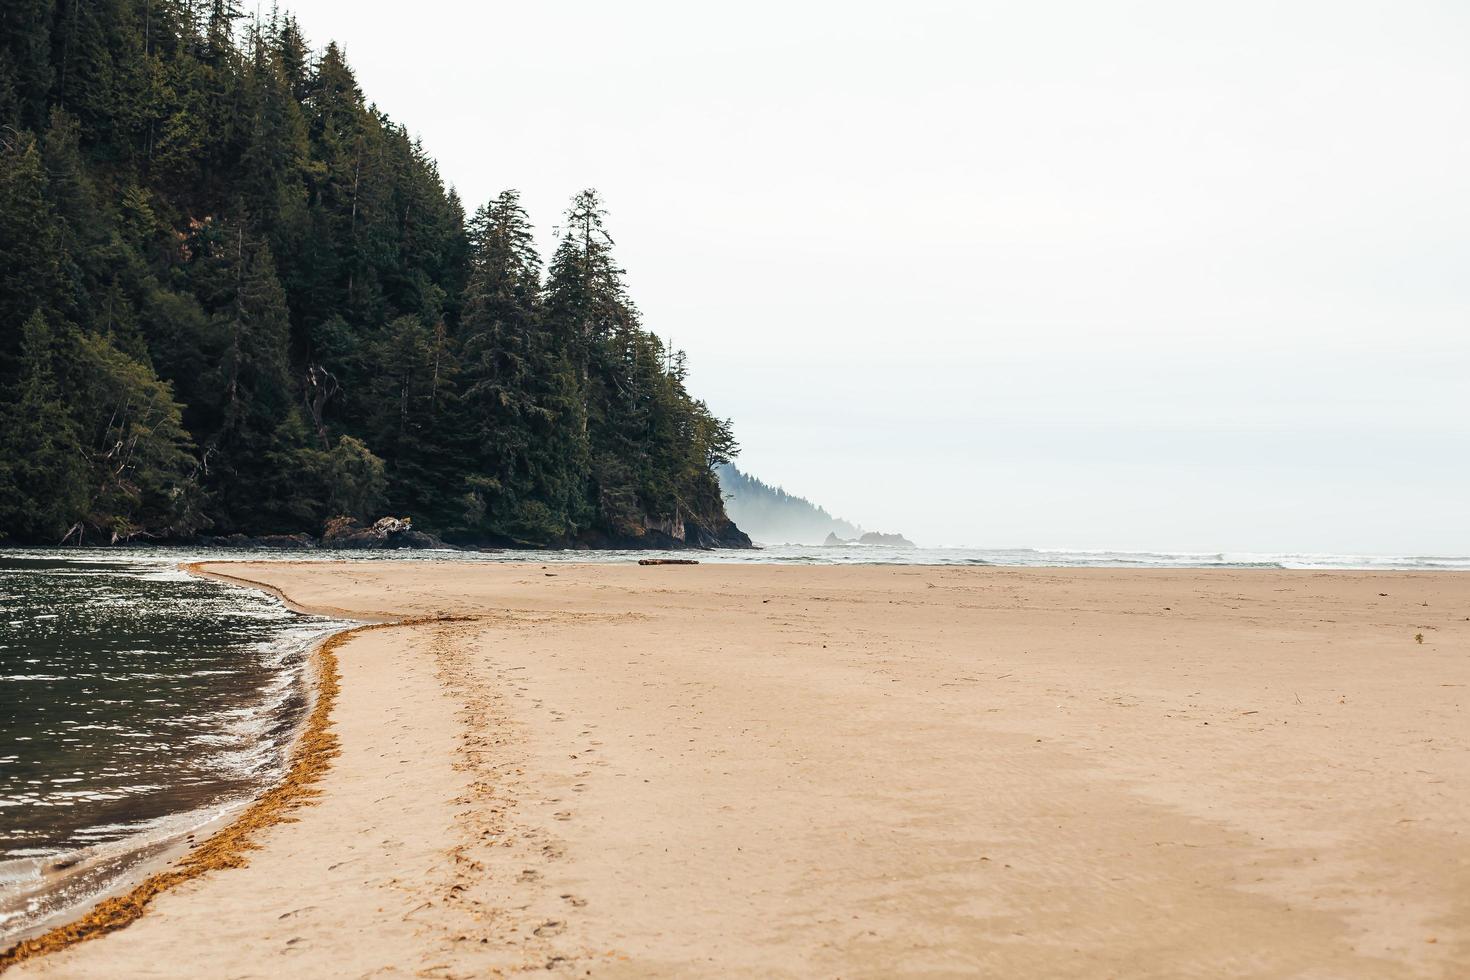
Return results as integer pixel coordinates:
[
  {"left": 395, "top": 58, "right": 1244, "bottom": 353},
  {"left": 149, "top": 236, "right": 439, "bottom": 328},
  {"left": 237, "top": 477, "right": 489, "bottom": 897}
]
[{"left": 0, "top": 556, "right": 343, "bottom": 941}]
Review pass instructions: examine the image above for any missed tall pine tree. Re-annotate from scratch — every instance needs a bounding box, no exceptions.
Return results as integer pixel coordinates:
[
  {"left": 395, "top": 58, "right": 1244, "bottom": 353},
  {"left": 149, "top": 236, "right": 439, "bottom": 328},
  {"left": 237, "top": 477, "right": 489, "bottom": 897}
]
[{"left": 0, "top": 7, "right": 744, "bottom": 548}]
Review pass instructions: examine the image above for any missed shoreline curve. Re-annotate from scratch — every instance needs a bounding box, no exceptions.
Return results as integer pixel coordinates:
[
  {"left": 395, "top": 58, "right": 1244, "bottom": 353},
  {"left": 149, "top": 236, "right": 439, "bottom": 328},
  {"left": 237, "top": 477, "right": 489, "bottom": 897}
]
[{"left": 0, "top": 563, "right": 425, "bottom": 973}]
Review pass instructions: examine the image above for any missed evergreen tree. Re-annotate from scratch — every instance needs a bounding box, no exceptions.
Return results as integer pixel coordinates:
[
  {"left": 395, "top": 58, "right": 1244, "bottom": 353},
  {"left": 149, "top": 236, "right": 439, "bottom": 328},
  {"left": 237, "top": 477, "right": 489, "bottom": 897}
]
[
  {"left": 355, "top": 311, "right": 458, "bottom": 522},
  {"left": 0, "top": 0, "right": 53, "bottom": 130},
  {"left": 269, "top": 11, "right": 311, "bottom": 103},
  {"left": 458, "top": 190, "right": 587, "bottom": 541},
  {"left": 323, "top": 433, "right": 386, "bottom": 521},
  {"left": 544, "top": 188, "right": 625, "bottom": 385},
  {"left": 239, "top": 22, "right": 308, "bottom": 255},
  {"left": 0, "top": 131, "right": 66, "bottom": 370},
  {"left": 0, "top": 313, "right": 88, "bottom": 542},
  {"left": 185, "top": 220, "right": 318, "bottom": 530},
  {"left": 0, "top": 7, "right": 743, "bottom": 547},
  {"left": 541, "top": 189, "right": 740, "bottom": 540},
  {"left": 72, "top": 329, "right": 201, "bottom": 540}
]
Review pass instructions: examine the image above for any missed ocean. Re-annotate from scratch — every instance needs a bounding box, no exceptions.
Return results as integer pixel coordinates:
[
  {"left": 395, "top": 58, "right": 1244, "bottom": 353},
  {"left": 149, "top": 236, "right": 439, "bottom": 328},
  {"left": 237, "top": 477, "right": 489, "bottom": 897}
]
[
  {"left": 638, "top": 544, "right": 1470, "bottom": 570},
  {"left": 2, "top": 542, "right": 1466, "bottom": 943}
]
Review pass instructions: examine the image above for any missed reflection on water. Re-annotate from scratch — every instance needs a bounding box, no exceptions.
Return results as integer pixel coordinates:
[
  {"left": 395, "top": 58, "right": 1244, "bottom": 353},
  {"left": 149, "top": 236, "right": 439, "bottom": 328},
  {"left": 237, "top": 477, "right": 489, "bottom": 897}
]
[{"left": 0, "top": 557, "right": 343, "bottom": 941}]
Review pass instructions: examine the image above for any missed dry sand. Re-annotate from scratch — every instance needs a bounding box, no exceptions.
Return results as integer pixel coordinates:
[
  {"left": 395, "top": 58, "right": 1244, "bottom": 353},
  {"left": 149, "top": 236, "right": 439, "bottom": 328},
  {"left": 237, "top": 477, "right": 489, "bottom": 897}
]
[{"left": 7, "top": 562, "right": 1468, "bottom": 978}]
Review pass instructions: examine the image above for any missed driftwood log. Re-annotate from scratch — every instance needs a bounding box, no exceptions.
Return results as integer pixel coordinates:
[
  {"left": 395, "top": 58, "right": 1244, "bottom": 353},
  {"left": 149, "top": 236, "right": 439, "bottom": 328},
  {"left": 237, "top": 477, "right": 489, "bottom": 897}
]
[{"left": 638, "top": 559, "right": 700, "bottom": 566}]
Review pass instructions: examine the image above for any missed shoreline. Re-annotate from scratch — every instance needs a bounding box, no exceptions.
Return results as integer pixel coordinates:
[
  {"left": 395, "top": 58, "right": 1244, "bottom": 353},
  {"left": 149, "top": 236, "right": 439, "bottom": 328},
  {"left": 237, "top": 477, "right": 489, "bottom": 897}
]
[
  {"left": 179, "top": 561, "right": 402, "bottom": 623},
  {"left": 0, "top": 566, "right": 379, "bottom": 971},
  {"left": 4, "top": 562, "right": 1467, "bottom": 976},
  {"left": 0, "top": 793, "right": 248, "bottom": 948}
]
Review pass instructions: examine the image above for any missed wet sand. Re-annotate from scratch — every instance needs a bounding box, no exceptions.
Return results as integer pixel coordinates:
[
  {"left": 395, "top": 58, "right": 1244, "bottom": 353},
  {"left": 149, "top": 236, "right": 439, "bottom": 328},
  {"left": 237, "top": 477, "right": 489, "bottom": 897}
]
[{"left": 7, "top": 562, "right": 1468, "bottom": 977}]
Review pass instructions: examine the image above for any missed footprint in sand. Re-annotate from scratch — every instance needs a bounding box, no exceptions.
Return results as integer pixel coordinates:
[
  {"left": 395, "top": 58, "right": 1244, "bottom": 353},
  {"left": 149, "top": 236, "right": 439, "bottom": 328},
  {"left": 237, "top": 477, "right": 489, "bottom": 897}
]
[{"left": 277, "top": 907, "right": 317, "bottom": 919}]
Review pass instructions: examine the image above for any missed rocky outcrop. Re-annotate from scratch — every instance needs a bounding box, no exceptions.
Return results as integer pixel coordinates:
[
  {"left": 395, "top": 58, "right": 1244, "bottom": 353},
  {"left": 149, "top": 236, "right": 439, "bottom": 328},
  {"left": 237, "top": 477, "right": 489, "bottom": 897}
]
[
  {"left": 823, "top": 530, "right": 916, "bottom": 548},
  {"left": 195, "top": 517, "right": 448, "bottom": 551},
  {"left": 643, "top": 515, "right": 686, "bottom": 543},
  {"left": 570, "top": 514, "right": 753, "bottom": 551},
  {"left": 320, "top": 516, "right": 446, "bottom": 550},
  {"left": 686, "top": 518, "right": 753, "bottom": 550},
  {"left": 859, "top": 531, "right": 915, "bottom": 547},
  {"left": 644, "top": 512, "right": 753, "bottom": 550}
]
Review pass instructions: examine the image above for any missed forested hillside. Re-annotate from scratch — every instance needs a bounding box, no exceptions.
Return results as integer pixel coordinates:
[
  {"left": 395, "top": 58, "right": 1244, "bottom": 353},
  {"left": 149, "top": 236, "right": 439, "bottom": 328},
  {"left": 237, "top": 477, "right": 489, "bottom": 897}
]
[
  {"left": 0, "top": 1, "right": 746, "bottom": 547},
  {"left": 716, "top": 465, "right": 859, "bottom": 545}
]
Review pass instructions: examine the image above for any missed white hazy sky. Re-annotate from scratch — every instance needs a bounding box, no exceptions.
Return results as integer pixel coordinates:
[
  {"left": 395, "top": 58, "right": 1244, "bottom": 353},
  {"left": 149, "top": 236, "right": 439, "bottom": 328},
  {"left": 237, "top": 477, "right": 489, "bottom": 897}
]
[{"left": 283, "top": 0, "right": 1469, "bottom": 553}]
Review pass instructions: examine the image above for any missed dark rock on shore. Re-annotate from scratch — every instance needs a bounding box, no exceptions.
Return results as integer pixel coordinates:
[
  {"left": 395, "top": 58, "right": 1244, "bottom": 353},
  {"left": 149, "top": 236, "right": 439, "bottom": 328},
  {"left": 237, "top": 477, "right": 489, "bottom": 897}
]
[
  {"left": 320, "top": 516, "right": 446, "bottom": 550},
  {"left": 569, "top": 514, "right": 752, "bottom": 551},
  {"left": 690, "top": 520, "right": 752, "bottom": 552},
  {"left": 194, "top": 517, "right": 448, "bottom": 551}
]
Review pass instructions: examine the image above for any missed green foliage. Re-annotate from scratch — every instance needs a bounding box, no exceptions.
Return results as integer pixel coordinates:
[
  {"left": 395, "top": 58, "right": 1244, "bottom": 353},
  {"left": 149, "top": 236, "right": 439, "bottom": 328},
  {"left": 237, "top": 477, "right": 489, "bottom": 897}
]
[
  {"left": 458, "top": 190, "right": 584, "bottom": 541},
  {"left": 72, "top": 329, "right": 201, "bottom": 540},
  {"left": 324, "top": 435, "right": 386, "bottom": 521},
  {"left": 0, "top": 313, "right": 88, "bottom": 542},
  {"left": 0, "top": 0, "right": 55, "bottom": 130},
  {"left": 540, "top": 189, "right": 738, "bottom": 544},
  {"left": 0, "top": 132, "right": 65, "bottom": 360},
  {"left": 0, "top": 3, "right": 741, "bottom": 547}
]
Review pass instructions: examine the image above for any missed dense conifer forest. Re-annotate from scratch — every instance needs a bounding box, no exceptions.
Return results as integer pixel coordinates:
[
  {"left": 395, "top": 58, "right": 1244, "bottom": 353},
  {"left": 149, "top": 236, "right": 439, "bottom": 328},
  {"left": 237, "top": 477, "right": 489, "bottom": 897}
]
[{"left": 0, "top": 1, "right": 746, "bottom": 547}]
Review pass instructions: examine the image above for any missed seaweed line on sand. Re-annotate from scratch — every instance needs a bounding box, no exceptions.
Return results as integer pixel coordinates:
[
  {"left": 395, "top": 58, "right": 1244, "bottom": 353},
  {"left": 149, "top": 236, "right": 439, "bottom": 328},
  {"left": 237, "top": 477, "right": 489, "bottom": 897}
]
[{"left": 0, "top": 569, "right": 471, "bottom": 973}]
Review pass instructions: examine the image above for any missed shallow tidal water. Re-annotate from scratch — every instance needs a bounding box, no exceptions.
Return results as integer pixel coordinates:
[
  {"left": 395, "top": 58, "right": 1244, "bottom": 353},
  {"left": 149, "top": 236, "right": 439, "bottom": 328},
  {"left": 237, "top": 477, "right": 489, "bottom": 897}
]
[{"left": 0, "top": 556, "right": 344, "bottom": 942}]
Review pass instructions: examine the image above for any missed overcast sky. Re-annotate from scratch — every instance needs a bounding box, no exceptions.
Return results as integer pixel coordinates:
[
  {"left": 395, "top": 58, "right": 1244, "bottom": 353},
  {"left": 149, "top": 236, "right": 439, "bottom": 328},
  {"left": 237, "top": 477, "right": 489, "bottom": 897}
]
[{"left": 283, "top": 0, "right": 1469, "bottom": 553}]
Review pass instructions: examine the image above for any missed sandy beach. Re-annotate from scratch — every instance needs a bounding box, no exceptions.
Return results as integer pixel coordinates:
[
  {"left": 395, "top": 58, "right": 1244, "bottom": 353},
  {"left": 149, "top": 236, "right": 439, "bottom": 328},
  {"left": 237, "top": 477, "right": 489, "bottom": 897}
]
[{"left": 6, "top": 561, "right": 1468, "bottom": 977}]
